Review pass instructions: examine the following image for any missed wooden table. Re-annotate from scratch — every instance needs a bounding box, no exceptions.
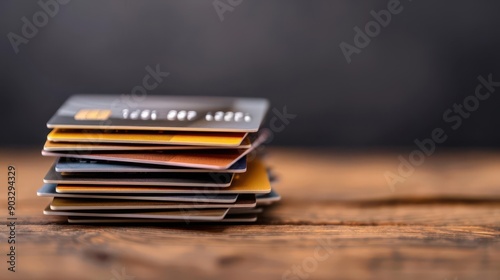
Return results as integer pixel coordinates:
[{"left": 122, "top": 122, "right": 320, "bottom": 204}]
[{"left": 1, "top": 148, "right": 499, "bottom": 280}]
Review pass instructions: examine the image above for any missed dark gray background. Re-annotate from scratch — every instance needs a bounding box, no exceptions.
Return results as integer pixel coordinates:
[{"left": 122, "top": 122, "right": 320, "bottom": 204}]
[{"left": 1, "top": 0, "right": 499, "bottom": 147}]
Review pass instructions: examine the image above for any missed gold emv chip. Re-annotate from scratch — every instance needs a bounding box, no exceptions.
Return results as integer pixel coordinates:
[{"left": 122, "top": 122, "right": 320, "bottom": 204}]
[{"left": 74, "top": 109, "right": 111, "bottom": 121}]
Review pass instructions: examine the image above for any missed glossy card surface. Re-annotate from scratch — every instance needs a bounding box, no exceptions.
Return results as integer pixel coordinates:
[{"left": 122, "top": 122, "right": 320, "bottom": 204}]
[{"left": 47, "top": 95, "right": 269, "bottom": 132}]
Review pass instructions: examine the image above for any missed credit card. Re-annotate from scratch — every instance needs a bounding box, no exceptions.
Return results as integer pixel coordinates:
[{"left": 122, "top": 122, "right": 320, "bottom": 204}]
[
  {"left": 47, "top": 128, "right": 247, "bottom": 147},
  {"left": 43, "top": 130, "right": 268, "bottom": 170},
  {"left": 44, "top": 163, "right": 234, "bottom": 187},
  {"left": 49, "top": 194, "right": 256, "bottom": 210},
  {"left": 43, "top": 205, "right": 229, "bottom": 220},
  {"left": 55, "top": 159, "right": 271, "bottom": 194},
  {"left": 43, "top": 150, "right": 244, "bottom": 170},
  {"left": 47, "top": 95, "right": 269, "bottom": 132},
  {"left": 38, "top": 183, "right": 239, "bottom": 203},
  {"left": 55, "top": 157, "right": 247, "bottom": 173},
  {"left": 67, "top": 214, "right": 258, "bottom": 224},
  {"left": 43, "top": 137, "right": 252, "bottom": 151},
  {"left": 226, "top": 208, "right": 264, "bottom": 215},
  {"left": 256, "top": 189, "right": 282, "bottom": 205}
]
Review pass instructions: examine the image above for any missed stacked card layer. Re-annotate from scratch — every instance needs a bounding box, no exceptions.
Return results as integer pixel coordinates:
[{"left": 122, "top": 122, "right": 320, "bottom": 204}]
[{"left": 38, "top": 95, "right": 280, "bottom": 224}]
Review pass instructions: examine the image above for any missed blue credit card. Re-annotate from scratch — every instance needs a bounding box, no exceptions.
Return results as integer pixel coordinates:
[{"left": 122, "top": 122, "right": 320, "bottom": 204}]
[
  {"left": 55, "top": 156, "right": 247, "bottom": 173},
  {"left": 45, "top": 162, "right": 234, "bottom": 187}
]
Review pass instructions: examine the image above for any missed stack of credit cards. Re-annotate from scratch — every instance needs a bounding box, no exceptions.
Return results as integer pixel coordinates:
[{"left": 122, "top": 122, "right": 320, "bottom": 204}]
[{"left": 37, "top": 95, "right": 280, "bottom": 224}]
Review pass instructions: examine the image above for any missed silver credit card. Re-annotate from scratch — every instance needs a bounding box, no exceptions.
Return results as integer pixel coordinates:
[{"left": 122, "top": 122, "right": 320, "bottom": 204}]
[{"left": 47, "top": 94, "right": 270, "bottom": 132}]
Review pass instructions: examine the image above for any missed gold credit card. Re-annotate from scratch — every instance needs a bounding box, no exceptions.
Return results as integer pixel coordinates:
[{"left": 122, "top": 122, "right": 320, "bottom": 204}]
[
  {"left": 47, "top": 128, "right": 247, "bottom": 147},
  {"left": 55, "top": 159, "right": 272, "bottom": 194},
  {"left": 47, "top": 95, "right": 269, "bottom": 132},
  {"left": 43, "top": 136, "right": 252, "bottom": 152}
]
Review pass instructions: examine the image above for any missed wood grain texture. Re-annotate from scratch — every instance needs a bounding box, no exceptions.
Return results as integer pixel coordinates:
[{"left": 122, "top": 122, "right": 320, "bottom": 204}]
[{"left": 0, "top": 148, "right": 500, "bottom": 280}]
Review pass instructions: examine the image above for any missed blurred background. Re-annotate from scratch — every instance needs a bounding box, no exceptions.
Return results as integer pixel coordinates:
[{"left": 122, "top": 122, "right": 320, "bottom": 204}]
[{"left": 1, "top": 0, "right": 499, "bottom": 147}]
